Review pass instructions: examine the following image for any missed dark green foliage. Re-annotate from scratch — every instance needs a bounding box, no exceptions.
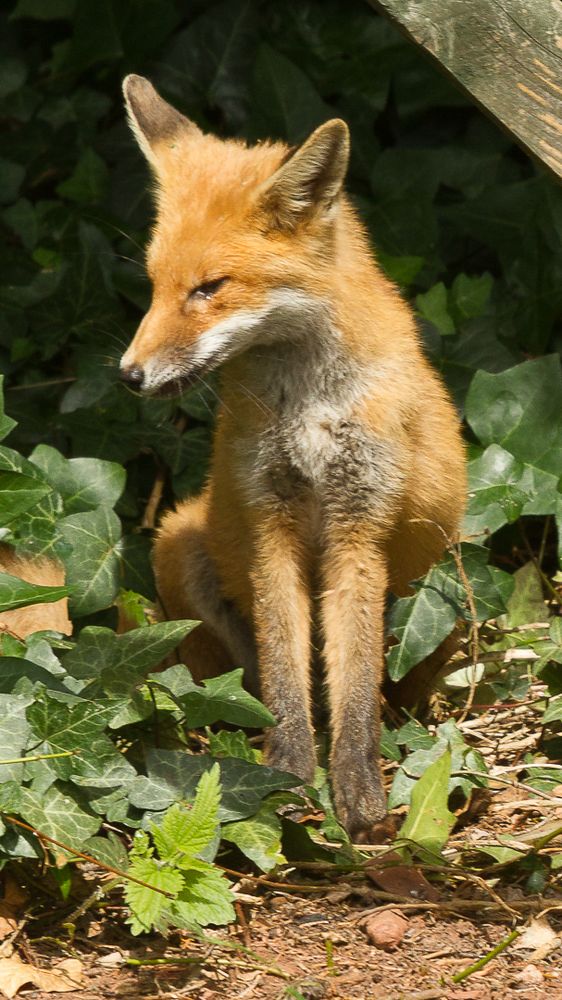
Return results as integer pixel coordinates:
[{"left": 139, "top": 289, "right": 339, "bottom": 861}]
[
  {"left": 0, "top": 0, "right": 561, "bottom": 932},
  {"left": 2, "top": 0, "right": 561, "bottom": 491}
]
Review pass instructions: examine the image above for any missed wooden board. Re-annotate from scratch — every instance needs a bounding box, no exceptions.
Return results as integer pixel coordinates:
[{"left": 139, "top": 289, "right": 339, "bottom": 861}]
[{"left": 368, "top": 0, "right": 562, "bottom": 179}]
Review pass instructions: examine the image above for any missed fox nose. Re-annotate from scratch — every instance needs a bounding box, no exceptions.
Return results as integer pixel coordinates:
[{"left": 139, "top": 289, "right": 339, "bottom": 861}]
[{"left": 119, "top": 364, "right": 144, "bottom": 389}]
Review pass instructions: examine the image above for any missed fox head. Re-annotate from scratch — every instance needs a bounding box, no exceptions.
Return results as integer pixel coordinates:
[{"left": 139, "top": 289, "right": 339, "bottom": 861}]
[{"left": 119, "top": 75, "right": 350, "bottom": 396}]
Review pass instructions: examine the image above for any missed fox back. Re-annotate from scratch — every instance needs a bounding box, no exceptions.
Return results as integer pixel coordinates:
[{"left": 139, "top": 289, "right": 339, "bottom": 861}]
[{"left": 120, "top": 76, "right": 466, "bottom": 841}]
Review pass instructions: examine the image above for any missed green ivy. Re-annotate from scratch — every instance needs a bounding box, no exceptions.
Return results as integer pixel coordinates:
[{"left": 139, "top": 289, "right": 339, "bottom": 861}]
[{"left": 0, "top": 0, "right": 561, "bottom": 933}]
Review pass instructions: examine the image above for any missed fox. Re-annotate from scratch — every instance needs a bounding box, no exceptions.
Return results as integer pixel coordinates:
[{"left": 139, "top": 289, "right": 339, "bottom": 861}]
[{"left": 119, "top": 75, "right": 466, "bottom": 841}]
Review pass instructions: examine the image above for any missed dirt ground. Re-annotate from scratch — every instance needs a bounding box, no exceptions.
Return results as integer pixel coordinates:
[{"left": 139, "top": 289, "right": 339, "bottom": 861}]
[
  {"left": 3, "top": 687, "right": 562, "bottom": 999},
  {"left": 13, "top": 892, "right": 562, "bottom": 1000}
]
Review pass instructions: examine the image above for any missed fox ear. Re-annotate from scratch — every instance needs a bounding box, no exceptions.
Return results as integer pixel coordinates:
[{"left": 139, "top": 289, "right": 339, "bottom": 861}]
[
  {"left": 123, "top": 75, "right": 201, "bottom": 166},
  {"left": 258, "top": 119, "right": 350, "bottom": 229}
]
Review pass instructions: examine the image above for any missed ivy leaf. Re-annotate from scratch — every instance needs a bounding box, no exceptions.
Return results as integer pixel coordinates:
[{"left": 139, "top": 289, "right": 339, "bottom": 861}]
[
  {"left": 26, "top": 693, "right": 112, "bottom": 776},
  {"left": 179, "top": 668, "right": 276, "bottom": 729},
  {"left": 58, "top": 507, "right": 122, "bottom": 616},
  {"left": 56, "top": 148, "right": 108, "bottom": 205},
  {"left": 250, "top": 44, "right": 329, "bottom": 143},
  {"left": 29, "top": 444, "right": 125, "bottom": 514},
  {"left": 0, "top": 159, "right": 25, "bottom": 204},
  {"left": 0, "top": 780, "right": 23, "bottom": 812},
  {"left": 0, "top": 377, "right": 16, "bottom": 441},
  {"left": 128, "top": 750, "right": 299, "bottom": 822},
  {"left": 62, "top": 621, "right": 199, "bottom": 687},
  {"left": 221, "top": 796, "right": 285, "bottom": 872},
  {"left": 0, "top": 694, "right": 32, "bottom": 782},
  {"left": 542, "top": 696, "right": 562, "bottom": 725},
  {"left": 438, "top": 321, "right": 518, "bottom": 409},
  {"left": 387, "top": 567, "right": 458, "bottom": 682},
  {"left": 0, "top": 657, "right": 69, "bottom": 696},
  {"left": 387, "top": 544, "right": 513, "bottom": 680},
  {"left": 151, "top": 764, "right": 221, "bottom": 863},
  {"left": 464, "top": 444, "right": 530, "bottom": 537},
  {"left": 11, "top": 0, "right": 76, "bottom": 18},
  {"left": 378, "top": 253, "right": 424, "bottom": 287},
  {"left": 416, "top": 282, "right": 455, "bottom": 335},
  {"left": 0, "top": 450, "right": 63, "bottom": 555},
  {"left": 503, "top": 562, "right": 546, "bottom": 628},
  {"left": 70, "top": 741, "right": 137, "bottom": 790},
  {"left": 0, "top": 572, "right": 68, "bottom": 613},
  {"left": 388, "top": 721, "right": 487, "bottom": 809},
  {"left": 450, "top": 273, "right": 493, "bottom": 321},
  {"left": 534, "top": 619, "right": 562, "bottom": 677},
  {"left": 466, "top": 356, "right": 562, "bottom": 478},
  {"left": 0, "top": 446, "right": 53, "bottom": 526},
  {"left": 397, "top": 750, "right": 455, "bottom": 860},
  {"left": 19, "top": 783, "right": 101, "bottom": 854},
  {"left": 207, "top": 729, "right": 261, "bottom": 763},
  {"left": 161, "top": 0, "right": 258, "bottom": 128},
  {"left": 83, "top": 831, "right": 129, "bottom": 870}
]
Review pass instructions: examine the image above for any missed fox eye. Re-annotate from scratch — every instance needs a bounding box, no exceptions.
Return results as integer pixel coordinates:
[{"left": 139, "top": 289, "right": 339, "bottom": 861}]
[{"left": 189, "top": 277, "right": 228, "bottom": 301}]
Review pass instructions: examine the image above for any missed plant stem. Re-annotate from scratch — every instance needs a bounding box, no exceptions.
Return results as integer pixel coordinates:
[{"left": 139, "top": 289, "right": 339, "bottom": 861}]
[
  {"left": 126, "top": 956, "right": 201, "bottom": 967},
  {"left": 451, "top": 928, "right": 519, "bottom": 983},
  {"left": 141, "top": 463, "right": 166, "bottom": 530},
  {"left": 217, "top": 864, "right": 332, "bottom": 892},
  {"left": 325, "top": 938, "right": 337, "bottom": 976},
  {"left": 450, "top": 542, "right": 480, "bottom": 723},
  {"left": 6, "top": 377, "right": 76, "bottom": 391},
  {"left": 0, "top": 751, "right": 75, "bottom": 766},
  {"left": 126, "top": 953, "right": 290, "bottom": 981},
  {"left": 519, "top": 522, "right": 561, "bottom": 605},
  {"left": 1, "top": 814, "right": 175, "bottom": 898}
]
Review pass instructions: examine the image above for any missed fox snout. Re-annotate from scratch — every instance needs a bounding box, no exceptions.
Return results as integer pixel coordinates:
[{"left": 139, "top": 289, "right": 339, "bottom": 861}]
[
  {"left": 119, "top": 364, "right": 144, "bottom": 389},
  {"left": 119, "top": 355, "right": 209, "bottom": 397}
]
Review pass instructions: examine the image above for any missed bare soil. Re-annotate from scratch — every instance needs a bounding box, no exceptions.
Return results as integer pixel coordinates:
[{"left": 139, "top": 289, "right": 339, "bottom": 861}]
[
  {"left": 15, "top": 894, "right": 562, "bottom": 1000},
  {"left": 4, "top": 687, "right": 562, "bottom": 999}
]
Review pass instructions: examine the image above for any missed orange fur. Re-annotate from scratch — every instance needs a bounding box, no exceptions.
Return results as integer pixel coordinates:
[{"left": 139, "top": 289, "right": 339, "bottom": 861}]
[{"left": 121, "top": 76, "right": 466, "bottom": 839}]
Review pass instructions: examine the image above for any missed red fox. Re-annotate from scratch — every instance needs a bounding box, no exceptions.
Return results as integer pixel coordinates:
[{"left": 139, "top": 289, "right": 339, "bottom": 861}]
[{"left": 119, "top": 75, "right": 466, "bottom": 841}]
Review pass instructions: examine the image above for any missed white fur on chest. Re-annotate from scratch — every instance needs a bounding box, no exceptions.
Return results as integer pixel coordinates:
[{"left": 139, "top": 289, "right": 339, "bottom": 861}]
[
  {"left": 233, "top": 324, "right": 370, "bottom": 500},
  {"left": 274, "top": 398, "right": 349, "bottom": 482}
]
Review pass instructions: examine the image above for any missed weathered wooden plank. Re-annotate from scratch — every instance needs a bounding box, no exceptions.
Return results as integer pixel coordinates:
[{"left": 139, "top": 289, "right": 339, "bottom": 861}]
[{"left": 368, "top": 0, "right": 562, "bottom": 179}]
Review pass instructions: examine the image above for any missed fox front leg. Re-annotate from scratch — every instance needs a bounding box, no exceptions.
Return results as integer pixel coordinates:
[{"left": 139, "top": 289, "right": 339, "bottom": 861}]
[
  {"left": 250, "top": 510, "right": 317, "bottom": 784},
  {"left": 321, "top": 527, "right": 392, "bottom": 842}
]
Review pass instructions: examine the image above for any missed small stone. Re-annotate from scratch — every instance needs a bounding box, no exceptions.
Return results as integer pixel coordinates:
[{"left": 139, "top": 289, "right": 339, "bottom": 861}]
[
  {"left": 321, "top": 931, "right": 349, "bottom": 945},
  {"left": 363, "top": 909, "right": 408, "bottom": 950},
  {"left": 517, "top": 964, "right": 544, "bottom": 985}
]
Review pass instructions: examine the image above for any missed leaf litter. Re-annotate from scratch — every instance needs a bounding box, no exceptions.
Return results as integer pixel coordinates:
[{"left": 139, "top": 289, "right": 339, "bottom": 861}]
[{"left": 4, "top": 683, "right": 561, "bottom": 1000}]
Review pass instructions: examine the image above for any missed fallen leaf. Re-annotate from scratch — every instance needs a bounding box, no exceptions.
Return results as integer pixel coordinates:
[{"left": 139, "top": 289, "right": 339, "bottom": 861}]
[
  {"left": 0, "top": 913, "right": 17, "bottom": 942},
  {"left": 514, "top": 917, "right": 560, "bottom": 961},
  {"left": 363, "top": 909, "right": 408, "bottom": 950},
  {"left": 365, "top": 853, "right": 440, "bottom": 902},
  {"left": 96, "top": 951, "right": 125, "bottom": 968},
  {"left": 324, "top": 883, "right": 355, "bottom": 904},
  {"left": 516, "top": 964, "right": 544, "bottom": 985},
  {"left": 0, "top": 878, "right": 28, "bottom": 942},
  {"left": 0, "top": 956, "right": 82, "bottom": 997},
  {"left": 446, "top": 990, "right": 486, "bottom": 999}
]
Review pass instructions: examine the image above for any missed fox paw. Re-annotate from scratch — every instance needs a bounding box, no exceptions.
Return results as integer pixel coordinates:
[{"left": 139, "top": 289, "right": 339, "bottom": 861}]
[{"left": 350, "top": 813, "right": 397, "bottom": 845}]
